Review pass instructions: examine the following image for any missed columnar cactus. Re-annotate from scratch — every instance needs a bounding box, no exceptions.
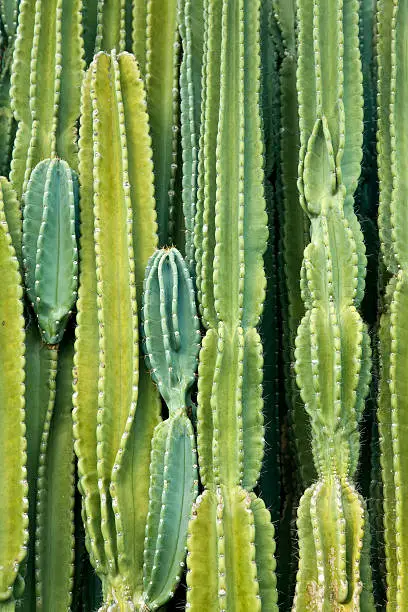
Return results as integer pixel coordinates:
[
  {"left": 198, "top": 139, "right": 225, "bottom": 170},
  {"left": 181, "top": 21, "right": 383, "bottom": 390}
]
[
  {"left": 178, "top": 0, "right": 204, "bottom": 275},
  {"left": 74, "top": 49, "right": 160, "bottom": 609},
  {"left": 293, "top": 0, "right": 374, "bottom": 608},
  {"left": 377, "top": 1, "right": 408, "bottom": 608},
  {"left": 0, "top": 0, "right": 18, "bottom": 175},
  {"left": 20, "top": 157, "right": 78, "bottom": 609},
  {"left": 188, "top": 1, "right": 277, "bottom": 610},
  {"left": 0, "top": 177, "right": 27, "bottom": 611},
  {"left": 10, "top": 0, "right": 83, "bottom": 197},
  {"left": 140, "top": 247, "right": 200, "bottom": 610}
]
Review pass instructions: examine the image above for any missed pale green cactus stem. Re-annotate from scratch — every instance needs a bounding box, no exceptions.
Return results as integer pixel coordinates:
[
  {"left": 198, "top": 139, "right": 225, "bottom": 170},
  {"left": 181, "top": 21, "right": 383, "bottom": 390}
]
[
  {"left": 144, "top": 0, "right": 180, "bottom": 246},
  {"left": 377, "top": 1, "right": 408, "bottom": 609},
  {"left": 0, "top": 174, "right": 28, "bottom": 611},
  {"left": 9, "top": 0, "right": 84, "bottom": 199},
  {"left": 293, "top": 0, "right": 374, "bottom": 608},
  {"left": 140, "top": 247, "right": 200, "bottom": 610},
  {"left": 188, "top": 1, "right": 277, "bottom": 610},
  {"left": 74, "top": 50, "right": 161, "bottom": 609},
  {"left": 178, "top": 0, "right": 204, "bottom": 275}
]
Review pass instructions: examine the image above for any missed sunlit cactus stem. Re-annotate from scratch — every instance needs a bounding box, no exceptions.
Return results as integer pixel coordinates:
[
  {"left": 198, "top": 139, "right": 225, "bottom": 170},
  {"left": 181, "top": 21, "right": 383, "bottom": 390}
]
[{"left": 293, "top": 0, "right": 374, "bottom": 608}]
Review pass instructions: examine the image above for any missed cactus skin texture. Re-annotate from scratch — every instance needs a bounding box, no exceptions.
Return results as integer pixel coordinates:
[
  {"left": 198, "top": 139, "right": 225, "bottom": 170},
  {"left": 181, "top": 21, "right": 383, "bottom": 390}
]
[
  {"left": 0, "top": 171, "right": 28, "bottom": 610},
  {"left": 140, "top": 247, "right": 199, "bottom": 610},
  {"left": 178, "top": 0, "right": 204, "bottom": 275},
  {"left": 74, "top": 50, "right": 161, "bottom": 610},
  {"left": 377, "top": 1, "right": 408, "bottom": 609},
  {"left": 188, "top": 1, "right": 277, "bottom": 610},
  {"left": 293, "top": 0, "right": 374, "bottom": 609},
  {"left": 22, "top": 158, "right": 78, "bottom": 346},
  {"left": 9, "top": 0, "right": 84, "bottom": 198},
  {"left": 0, "top": 0, "right": 18, "bottom": 175}
]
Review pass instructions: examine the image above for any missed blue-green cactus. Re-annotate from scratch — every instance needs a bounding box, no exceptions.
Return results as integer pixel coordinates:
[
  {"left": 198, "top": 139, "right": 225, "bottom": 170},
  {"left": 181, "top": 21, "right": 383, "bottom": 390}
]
[
  {"left": 22, "top": 158, "right": 78, "bottom": 346},
  {"left": 141, "top": 247, "right": 199, "bottom": 610}
]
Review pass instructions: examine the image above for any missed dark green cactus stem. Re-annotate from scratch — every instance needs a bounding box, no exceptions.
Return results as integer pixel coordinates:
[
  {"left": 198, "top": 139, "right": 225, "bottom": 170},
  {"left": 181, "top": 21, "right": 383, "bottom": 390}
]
[
  {"left": 0, "top": 168, "right": 27, "bottom": 609},
  {"left": 0, "top": 0, "right": 17, "bottom": 177},
  {"left": 140, "top": 247, "right": 199, "bottom": 609},
  {"left": 10, "top": 0, "right": 84, "bottom": 198},
  {"left": 377, "top": 1, "right": 408, "bottom": 608},
  {"left": 74, "top": 50, "right": 161, "bottom": 610},
  {"left": 189, "top": 1, "right": 277, "bottom": 609},
  {"left": 293, "top": 0, "right": 374, "bottom": 608},
  {"left": 144, "top": 0, "right": 180, "bottom": 246}
]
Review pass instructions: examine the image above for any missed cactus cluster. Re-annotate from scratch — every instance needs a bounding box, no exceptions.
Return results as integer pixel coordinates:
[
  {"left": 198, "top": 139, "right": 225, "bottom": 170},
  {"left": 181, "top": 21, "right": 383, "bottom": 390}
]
[{"left": 0, "top": 0, "right": 407, "bottom": 610}]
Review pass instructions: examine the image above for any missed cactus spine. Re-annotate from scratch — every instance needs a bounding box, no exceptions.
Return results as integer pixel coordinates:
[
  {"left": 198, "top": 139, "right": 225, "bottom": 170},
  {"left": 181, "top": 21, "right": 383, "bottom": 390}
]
[
  {"left": 0, "top": 177, "right": 27, "bottom": 611},
  {"left": 74, "top": 50, "right": 160, "bottom": 609},
  {"left": 293, "top": 0, "right": 374, "bottom": 608},
  {"left": 188, "top": 1, "right": 277, "bottom": 610},
  {"left": 377, "top": 1, "right": 408, "bottom": 608}
]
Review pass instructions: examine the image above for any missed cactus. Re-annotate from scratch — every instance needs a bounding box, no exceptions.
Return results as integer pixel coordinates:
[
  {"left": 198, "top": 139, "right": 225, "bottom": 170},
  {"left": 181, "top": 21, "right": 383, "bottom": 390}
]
[
  {"left": 178, "top": 0, "right": 204, "bottom": 275},
  {"left": 18, "top": 157, "right": 78, "bottom": 609},
  {"left": 293, "top": 0, "right": 375, "bottom": 608},
  {"left": 188, "top": 1, "right": 277, "bottom": 610},
  {"left": 140, "top": 247, "right": 199, "bottom": 610},
  {"left": 0, "top": 172, "right": 27, "bottom": 611},
  {"left": 377, "top": 1, "right": 408, "bottom": 608},
  {"left": 9, "top": 0, "right": 83, "bottom": 198},
  {"left": 0, "top": 0, "right": 18, "bottom": 175},
  {"left": 74, "top": 49, "right": 161, "bottom": 609}
]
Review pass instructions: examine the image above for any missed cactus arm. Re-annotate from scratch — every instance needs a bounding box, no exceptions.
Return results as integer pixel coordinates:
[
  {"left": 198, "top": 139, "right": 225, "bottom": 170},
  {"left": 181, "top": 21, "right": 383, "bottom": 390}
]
[
  {"left": 0, "top": 178, "right": 21, "bottom": 268},
  {"left": 131, "top": 0, "right": 147, "bottom": 74},
  {"left": 0, "top": 184, "right": 27, "bottom": 605},
  {"left": 194, "top": 0, "right": 219, "bottom": 329},
  {"left": 0, "top": 0, "right": 18, "bottom": 37},
  {"left": 89, "top": 50, "right": 139, "bottom": 574},
  {"left": 10, "top": 0, "right": 83, "bottom": 197},
  {"left": 113, "top": 51, "right": 161, "bottom": 596},
  {"left": 82, "top": 0, "right": 99, "bottom": 64},
  {"left": 145, "top": 0, "right": 179, "bottom": 246},
  {"left": 187, "top": 486, "right": 262, "bottom": 611},
  {"left": 250, "top": 494, "right": 278, "bottom": 611},
  {"left": 73, "top": 63, "right": 106, "bottom": 574},
  {"left": 117, "top": 52, "right": 158, "bottom": 302},
  {"left": 142, "top": 414, "right": 198, "bottom": 609},
  {"left": 142, "top": 248, "right": 200, "bottom": 412},
  {"left": 377, "top": 2, "right": 408, "bottom": 607},
  {"left": 22, "top": 159, "right": 78, "bottom": 345},
  {"left": 94, "top": 0, "right": 126, "bottom": 53},
  {"left": 37, "top": 336, "right": 75, "bottom": 610},
  {"left": 20, "top": 323, "right": 56, "bottom": 610},
  {"left": 178, "top": 0, "right": 204, "bottom": 275},
  {"left": 9, "top": 0, "right": 35, "bottom": 198}
]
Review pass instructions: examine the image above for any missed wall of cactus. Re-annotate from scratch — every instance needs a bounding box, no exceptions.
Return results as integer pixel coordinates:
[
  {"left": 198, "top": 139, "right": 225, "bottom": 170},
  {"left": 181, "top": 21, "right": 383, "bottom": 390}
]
[{"left": 0, "top": 0, "right": 402, "bottom": 609}]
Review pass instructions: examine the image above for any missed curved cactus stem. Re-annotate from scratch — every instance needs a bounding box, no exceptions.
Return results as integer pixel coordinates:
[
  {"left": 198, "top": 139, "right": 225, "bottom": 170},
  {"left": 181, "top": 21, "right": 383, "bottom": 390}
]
[
  {"left": 9, "top": 0, "right": 84, "bottom": 198},
  {"left": 36, "top": 335, "right": 75, "bottom": 610},
  {"left": 76, "top": 50, "right": 160, "bottom": 605},
  {"left": 0, "top": 177, "right": 27, "bottom": 606},
  {"left": 145, "top": 0, "right": 179, "bottom": 246}
]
